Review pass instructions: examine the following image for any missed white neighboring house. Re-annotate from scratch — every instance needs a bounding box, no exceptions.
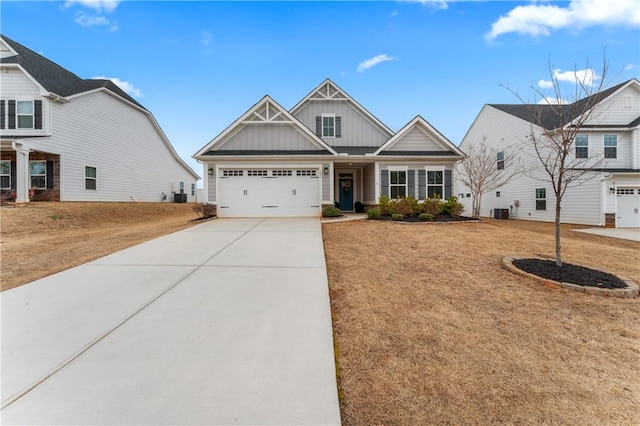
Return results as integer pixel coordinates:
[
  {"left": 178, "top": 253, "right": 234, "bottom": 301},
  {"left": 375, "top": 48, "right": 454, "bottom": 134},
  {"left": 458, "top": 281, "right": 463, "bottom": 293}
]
[
  {"left": 0, "top": 35, "right": 199, "bottom": 203},
  {"left": 193, "top": 79, "right": 465, "bottom": 218},
  {"left": 456, "top": 78, "right": 640, "bottom": 228}
]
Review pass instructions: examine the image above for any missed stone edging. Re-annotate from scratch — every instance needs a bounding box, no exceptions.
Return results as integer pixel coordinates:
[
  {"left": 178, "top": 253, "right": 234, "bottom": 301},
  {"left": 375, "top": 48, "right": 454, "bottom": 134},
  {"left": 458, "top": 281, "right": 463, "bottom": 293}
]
[{"left": 502, "top": 256, "right": 639, "bottom": 298}]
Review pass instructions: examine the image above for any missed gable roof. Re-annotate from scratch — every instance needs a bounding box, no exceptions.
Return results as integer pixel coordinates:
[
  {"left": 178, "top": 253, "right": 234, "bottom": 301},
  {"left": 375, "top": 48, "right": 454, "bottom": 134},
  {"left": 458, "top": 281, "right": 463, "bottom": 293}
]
[
  {"left": 290, "top": 78, "right": 395, "bottom": 137},
  {"left": 489, "top": 79, "right": 638, "bottom": 130},
  {"left": 194, "top": 95, "right": 339, "bottom": 157},
  {"left": 374, "top": 115, "right": 465, "bottom": 157},
  {"left": 0, "top": 34, "right": 144, "bottom": 109}
]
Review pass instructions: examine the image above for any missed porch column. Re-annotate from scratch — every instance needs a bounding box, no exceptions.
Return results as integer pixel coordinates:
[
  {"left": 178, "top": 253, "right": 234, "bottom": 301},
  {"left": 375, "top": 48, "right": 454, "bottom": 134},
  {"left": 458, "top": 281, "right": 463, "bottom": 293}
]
[{"left": 12, "top": 141, "right": 30, "bottom": 203}]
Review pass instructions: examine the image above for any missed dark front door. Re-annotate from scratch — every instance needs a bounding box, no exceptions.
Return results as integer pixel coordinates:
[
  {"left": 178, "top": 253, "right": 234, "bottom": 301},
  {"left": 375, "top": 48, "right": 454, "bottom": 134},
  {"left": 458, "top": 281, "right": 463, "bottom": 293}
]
[{"left": 339, "top": 178, "right": 353, "bottom": 211}]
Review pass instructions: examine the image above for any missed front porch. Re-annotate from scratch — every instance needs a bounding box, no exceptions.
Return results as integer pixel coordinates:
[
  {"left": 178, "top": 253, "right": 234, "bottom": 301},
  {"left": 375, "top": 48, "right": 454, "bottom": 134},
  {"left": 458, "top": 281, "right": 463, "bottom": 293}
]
[
  {"left": 331, "top": 161, "right": 376, "bottom": 213},
  {"left": 1, "top": 142, "right": 60, "bottom": 203}
]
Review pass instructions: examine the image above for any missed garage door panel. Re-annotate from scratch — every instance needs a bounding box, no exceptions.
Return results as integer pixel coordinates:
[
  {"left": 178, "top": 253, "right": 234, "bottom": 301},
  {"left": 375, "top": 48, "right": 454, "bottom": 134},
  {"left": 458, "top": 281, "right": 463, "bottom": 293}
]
[
  {"left": 218, "top": 169, "right": 321, "bottom": 218},
  {"left": 616, "top": 188, "right": 640, "bottom": 228}
]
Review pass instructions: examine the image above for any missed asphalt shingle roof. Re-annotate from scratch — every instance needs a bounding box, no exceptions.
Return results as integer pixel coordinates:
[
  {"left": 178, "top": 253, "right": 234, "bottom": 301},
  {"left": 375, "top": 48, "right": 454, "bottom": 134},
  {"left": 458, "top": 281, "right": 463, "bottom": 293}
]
[
  {"left": 489, "top": 80, "right": 632, "bottom": 130},
  {"left": 1, "top": 34, "right": 144, "bottom": 109}
]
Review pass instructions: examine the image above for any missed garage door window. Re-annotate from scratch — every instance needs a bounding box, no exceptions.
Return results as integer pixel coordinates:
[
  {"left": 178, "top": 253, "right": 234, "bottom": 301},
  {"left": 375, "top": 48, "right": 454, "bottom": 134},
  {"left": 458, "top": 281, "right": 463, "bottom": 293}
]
[
  {"left": 273, "top": 170, "right": 292, "bottom": 176},
  {"left": 222, "top": 170, "right": 243, "bottom": 177},
  {"left": 247, "top": 170, "right": 268, "bottom": 176},
  {"left": 297, "top": 170, "right": 317, "bottom": 177},
  {"left": 617, "top": 188, "right": 635, "bottom": 195}
]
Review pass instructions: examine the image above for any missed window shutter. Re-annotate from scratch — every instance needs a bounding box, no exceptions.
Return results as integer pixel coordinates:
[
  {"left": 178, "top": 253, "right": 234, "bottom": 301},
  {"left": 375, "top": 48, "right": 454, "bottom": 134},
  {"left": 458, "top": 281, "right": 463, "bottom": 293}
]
[
  {"left": 445, "top": 170, "right": 452, "bottom": 198},
  {"left": 34, "top": 100, "right": 43, "bottom": 129},
  {"left": 335, "top": 116, "right": 341, "bottom": 138},
  {"left": 408, "top": 170, "right": 415, "bottom": 198},
  {"left": 0, "top": 100, "right": 5, "bottom": 129},
  {"left": 380, "top": 170, "right": 389, "bottom": 197},
  {"left": 8, "top": 100, "right": 16, "bottom": 129},
  {"left": 418, "top": 170, "right": 426, "bottom": 199},
  {"left": 315, "top": 116, "right": 321, "bottom": 137},
  {"left": 10, "top": 161, "right": 16, "bottom": 190},
  {"left": 46, "top": 161, "right": 54, "bottom": 189}
]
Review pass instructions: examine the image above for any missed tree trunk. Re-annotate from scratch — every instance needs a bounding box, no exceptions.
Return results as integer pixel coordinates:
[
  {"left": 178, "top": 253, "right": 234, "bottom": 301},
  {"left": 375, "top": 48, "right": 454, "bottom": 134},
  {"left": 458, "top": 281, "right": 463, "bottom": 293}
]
[{"left": 555, "top": 200, "right": 562, "bottom": 267}]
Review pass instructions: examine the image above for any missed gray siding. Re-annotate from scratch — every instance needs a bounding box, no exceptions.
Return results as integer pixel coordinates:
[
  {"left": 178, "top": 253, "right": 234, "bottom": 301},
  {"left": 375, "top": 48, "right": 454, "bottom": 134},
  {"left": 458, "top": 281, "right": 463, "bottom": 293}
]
[
  {"left": 294, "top": 100, "right": 390, "bottom": 147},
  {"left": 207, "top": 163, "right": 216, "bottom": 202},
  {"left": 387, "top": 127, "right": 444, "bottom": 152},
  {"left": 363, "top": 163, "right": 375, "bottom": 203},
  {"left": 218, "top": 124, "right": 322, "bottom": 151},
  {"left": 322, "top": 163, "right": 330, "bottom": 201}
]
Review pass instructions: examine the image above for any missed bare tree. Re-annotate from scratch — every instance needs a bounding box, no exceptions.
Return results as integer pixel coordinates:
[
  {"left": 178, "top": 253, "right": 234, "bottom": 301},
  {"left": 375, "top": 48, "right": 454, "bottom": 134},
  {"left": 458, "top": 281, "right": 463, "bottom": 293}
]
[
  {"left": 457, "top": 137, "right": 522, "bottom": 218},
  {"left": 508, "top": 58, "right": 608, "bottom": 267}
]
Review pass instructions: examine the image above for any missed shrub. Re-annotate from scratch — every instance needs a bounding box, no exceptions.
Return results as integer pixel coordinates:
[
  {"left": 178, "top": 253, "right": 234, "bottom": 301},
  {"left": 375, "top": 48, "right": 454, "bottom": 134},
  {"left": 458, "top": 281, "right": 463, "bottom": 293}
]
[
  {"left": 419, "top": 213, "right": 434, "bottom": 222},
  {"left": 367, "top": 208, "right": 381, "bottom": 220},
  {"left": 391, "top": 213, "right": 404, "bottom": 221},
  {"left": 421, "top": 197, "right": 443, "bottom": 216},
  {"left": 377, "top": 195, "right": 393, "bottom": 216},
  {"left": 322, "top": 206, "right": 342, "bottom": 217},
  {"left": 442, "top": 196, "right": 464, "bottom": 217},
  {"left": 192, "top": 203, "right": 217, "bottom": 219},
  {"left": 393, "top": 197, "right": 415, "bottom": 216}
]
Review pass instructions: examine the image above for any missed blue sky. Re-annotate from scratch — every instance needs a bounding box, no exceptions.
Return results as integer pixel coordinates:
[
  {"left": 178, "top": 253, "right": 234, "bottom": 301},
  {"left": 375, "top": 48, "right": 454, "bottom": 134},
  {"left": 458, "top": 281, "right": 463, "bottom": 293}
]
[{"left": 2, "top": 0, "right": 639, "bottom": 177}]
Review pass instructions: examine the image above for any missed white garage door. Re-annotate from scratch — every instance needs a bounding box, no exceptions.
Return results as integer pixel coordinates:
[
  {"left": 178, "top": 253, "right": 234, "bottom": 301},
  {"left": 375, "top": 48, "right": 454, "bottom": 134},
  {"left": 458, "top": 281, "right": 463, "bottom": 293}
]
[
  {"left": 217, "top": 168, "right": 321, "bottom": 217},
  {"left": 616, "top": 188, "right": 640, "bottom": 228}
]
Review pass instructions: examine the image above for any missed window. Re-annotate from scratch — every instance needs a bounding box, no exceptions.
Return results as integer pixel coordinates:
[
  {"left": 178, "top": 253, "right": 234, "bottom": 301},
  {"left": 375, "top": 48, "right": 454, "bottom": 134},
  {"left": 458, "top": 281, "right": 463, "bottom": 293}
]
[
  {"left": 604, "top": 135, "right": 617, "bottom": 159},
  {"left": 296, "top": 170, "right": 317, "bottom": 177},
  {"left": 390, "top": 170, "right": 407, "bottom": 198},
  {"left": 222, "top": 170, "right": 243, "bottom": 177},
  {"left": 30, "top": 161, "right": 46, "bottom": 189},
  {"left": 85, "top": 166, "right": 96, "bottom": 190},
  {"left": 273, "top": 170, "right": 292, "bottom": 176},
  {"left": 191, "top": 183, "right": 195, "bottom": 196},
  {"left": 496, "top": 151, "right": 505, "bottom": 170},
  {"left": 247, "top": 170, "right": 268, "bottom": 176},
  {"left": 17, "top": 101, "right": 34, "bottom": 129},
  {"left": 535, "top": 188, "right": 546, "bottom": 211},
  {"left": 496, "top": 191, "right": 501, "bottom": 198},
  {"left": 427, "top": 170, "right": 444, "bottom": 199},
  {"left": 575, "top": 134, "right": 588, "bottom": 158},
  {"left": 0, "top": 161, "right": 10, "bottom": 189},
  {"left": 322, "top": 114, "right": 335, "bottom": 138}
]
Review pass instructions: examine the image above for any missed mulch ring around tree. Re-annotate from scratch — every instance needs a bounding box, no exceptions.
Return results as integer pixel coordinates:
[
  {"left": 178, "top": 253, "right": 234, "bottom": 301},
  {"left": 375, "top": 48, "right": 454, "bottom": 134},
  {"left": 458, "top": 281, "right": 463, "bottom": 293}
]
[{"left": 503, "top": 256, "right": 639, "bottom": 298}]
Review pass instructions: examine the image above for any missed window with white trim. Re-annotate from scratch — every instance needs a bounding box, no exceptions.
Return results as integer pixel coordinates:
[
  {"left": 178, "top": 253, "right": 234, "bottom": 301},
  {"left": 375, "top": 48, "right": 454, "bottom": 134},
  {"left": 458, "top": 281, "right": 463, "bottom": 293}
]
[
  {"left": 85, "top": 166, "right": 96, "bottom": 190},
  {"left": 496, "top": 151, "right": 505, "bottom": 170},
  {"left": 604, "top": 134, "right": 617, "bottom": 159},
  {"left": 535, "top": 188, "right": 546, "bottom": 211},
  {"left": 17, "top": 101, "right": 34, "bottom": 129},
  {"left": 0, "top": 161, "right": 10, "bottom": 189},
  {"left": 575, "top": 134, "right": 588, "bottom": 158},
  {"left": 427, "top": 169, "right": 444, "bottom": 199},
  {"left": 322, "top": 114, "right": 335, "bottom": 138},
  {"left": 30, "top": 161, "right": 46, "bottom": 189},
  {"left": 390, "top": 170, "right": 407, "bottom": 198}
]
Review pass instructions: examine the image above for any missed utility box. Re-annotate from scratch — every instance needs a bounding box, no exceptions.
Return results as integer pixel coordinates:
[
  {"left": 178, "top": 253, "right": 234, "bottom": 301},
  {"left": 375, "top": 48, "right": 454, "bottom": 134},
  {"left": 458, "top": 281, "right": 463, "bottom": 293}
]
[
  {"left": 494, "top": 208, "right": 510, "bottom": 219},
  {"left": 174, "top": 193, "right": 187, "bottom": 203}
]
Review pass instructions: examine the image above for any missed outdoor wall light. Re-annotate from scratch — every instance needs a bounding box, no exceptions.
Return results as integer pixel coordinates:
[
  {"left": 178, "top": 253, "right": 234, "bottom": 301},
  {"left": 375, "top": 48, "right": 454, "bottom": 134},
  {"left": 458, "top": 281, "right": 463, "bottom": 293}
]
[
  {"left": 208, "top": 168, "right": 214, "bottom": 176},
  {"left": 323, "top": 167, "right": 329, "bottom": 174},
  {"left": 609, "top": 186, "right": 615, "bottom": 193}
]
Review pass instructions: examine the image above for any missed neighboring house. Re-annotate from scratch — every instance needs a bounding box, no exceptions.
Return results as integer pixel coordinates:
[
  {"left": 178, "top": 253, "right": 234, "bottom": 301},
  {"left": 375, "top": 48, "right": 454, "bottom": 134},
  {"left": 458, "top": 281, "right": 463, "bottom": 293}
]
[
  {"left": 193, "top": 79, "right": 465, "bottom": 217},
  {"left": 0, "top": 35, "right": 199, "bottom": 203},
  {"left": 456, "top": 78, "right": 640, "bottom": 228}
]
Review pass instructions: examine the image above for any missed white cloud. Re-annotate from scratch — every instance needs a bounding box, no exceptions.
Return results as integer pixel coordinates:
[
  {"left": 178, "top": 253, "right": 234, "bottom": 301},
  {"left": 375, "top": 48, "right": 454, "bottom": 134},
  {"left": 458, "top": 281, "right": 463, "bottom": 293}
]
[
  {"left": 486, "top": 0, "right": 640, "bottom": 40},
  {"left": 75, "top": 12, "right": 119, "bottom": 31},
  {"left": 357, "top": 54, "right": 397, "bottom": 73},
  {"left": 538, "top": 79, "right": 554, "bottom": 89},
  {"left": 553, "top": 68, "right": 600, "bottom": 86},
  {"left": 624, "top": 63, "right": 637, "bottom": 71},
  {"left": 64, "top": 0, "right": 120, "bottom": 13},
  {"left": 402, "top": 0, "right": 449, "bottom": 10},
  {"left": 93, "top": 76, "right": 143, "bottom": 98}
]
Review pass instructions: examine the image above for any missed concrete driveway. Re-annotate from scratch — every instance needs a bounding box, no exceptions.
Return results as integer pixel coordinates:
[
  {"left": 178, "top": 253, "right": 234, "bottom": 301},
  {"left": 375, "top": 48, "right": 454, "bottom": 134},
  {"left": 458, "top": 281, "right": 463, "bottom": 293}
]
[{"left": 1, "top": 218, "right": 341, "bottom": 425}]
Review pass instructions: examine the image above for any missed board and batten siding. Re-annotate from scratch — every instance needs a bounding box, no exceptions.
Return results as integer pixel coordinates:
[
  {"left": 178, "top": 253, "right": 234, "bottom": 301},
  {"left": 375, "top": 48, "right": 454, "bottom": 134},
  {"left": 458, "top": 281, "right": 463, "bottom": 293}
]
[
  {"left": 363, "top": 163, "right": 376, "bottom": 204},
  {"left": 294, "top": 100, "right": 389, "bottom": 147},
  {"left": 386, "top": 127, "right": 444, "bottom": 152},
  {"left": 217, "top": 123, "right": 323, "bottom": 151},
  {"left": 322, "top": 163, "right": 330, "bottom": 202},
  {"left": 0, "top": 68, "right": 50, "bottom": 136},
  {"left": 50, "top": 90, "right": 196, "bottom": 202}
]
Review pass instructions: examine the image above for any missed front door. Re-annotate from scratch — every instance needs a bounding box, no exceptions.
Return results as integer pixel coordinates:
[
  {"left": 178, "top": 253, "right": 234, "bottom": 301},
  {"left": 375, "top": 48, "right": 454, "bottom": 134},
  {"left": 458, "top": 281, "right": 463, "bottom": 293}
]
[{"left": 339, "top": 178, "right": 353, "bottom": 211}]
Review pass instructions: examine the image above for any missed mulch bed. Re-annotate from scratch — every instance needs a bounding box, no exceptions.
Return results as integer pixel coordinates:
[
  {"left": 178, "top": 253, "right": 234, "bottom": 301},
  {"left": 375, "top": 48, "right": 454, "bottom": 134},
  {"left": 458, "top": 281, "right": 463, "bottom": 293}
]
[
  {"left": 376, "top": 214, "right": 479, "bottom": 223},
  {"left": 512, "top": 258, "right": 627, "bottom": 289}
]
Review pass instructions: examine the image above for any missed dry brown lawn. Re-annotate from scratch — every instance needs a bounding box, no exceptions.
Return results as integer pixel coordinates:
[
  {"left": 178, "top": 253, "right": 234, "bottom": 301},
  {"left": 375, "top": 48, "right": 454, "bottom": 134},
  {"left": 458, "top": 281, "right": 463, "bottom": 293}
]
[
  {"left": 1, "top": 202, "right": 199, "bottom": 291},
  {"left": 323, "top": 218, "right": 640, "bottom": 425}
]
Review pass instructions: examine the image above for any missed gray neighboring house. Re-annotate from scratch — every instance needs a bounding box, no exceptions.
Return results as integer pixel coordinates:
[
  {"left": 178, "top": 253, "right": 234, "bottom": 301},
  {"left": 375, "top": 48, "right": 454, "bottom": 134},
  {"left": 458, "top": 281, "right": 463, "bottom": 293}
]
[
  {"left": 456, "top": 78, "right": 640, "bottom": 227},
  {"left": 0, "top": 35, "right": 199, "bottom": 203},
  {"left": 193, "top": 79, "right": 465, "bottom": 217}
]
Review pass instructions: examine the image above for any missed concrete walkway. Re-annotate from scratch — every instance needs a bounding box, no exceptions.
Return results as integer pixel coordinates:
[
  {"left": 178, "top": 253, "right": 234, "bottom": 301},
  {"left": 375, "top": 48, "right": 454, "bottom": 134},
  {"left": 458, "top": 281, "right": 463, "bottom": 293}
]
[
  {"left": 572, "top": 227, "right": 640, "bottom": 242},
  {"left": 1, "top": 218, "right": 341, "bottom": 425}
]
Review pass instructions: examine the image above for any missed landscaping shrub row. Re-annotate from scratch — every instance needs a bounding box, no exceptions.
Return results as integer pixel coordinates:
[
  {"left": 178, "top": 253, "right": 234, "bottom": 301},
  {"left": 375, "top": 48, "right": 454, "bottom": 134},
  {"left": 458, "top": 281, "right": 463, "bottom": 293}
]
[{"left": 367, "top": 195, "right": 464, "bottom": 222}]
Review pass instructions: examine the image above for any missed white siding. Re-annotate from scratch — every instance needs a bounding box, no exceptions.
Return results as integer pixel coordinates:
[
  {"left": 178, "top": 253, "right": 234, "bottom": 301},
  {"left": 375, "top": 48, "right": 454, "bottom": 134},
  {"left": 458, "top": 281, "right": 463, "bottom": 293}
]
[
  {"left": 294, "top": 100, "right": 389, "bottom": 147},
  {"left": 386, "top": 127, "right": 444, "bottom": 152},
  {"left": 217, "top": 123, "right": 322, "bottom": 151},
  {"left": 47, "top": 90, "right": 197, "bottom": 202},
  {"left": 585, "top": 85, "right": 640, "bottom": 126},
  {"left": 0, "top": 68, "right": 50, "bottom": 136}
]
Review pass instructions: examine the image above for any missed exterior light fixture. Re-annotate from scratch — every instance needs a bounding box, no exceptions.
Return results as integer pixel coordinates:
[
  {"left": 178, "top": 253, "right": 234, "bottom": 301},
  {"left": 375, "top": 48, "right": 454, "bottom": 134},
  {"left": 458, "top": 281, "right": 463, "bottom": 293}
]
[
  {"left": 323, "top": 167, "right": 329, "bottom": 174},
  {"left": 208, "top": 168, "right": 214, "bottom": 176}
]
